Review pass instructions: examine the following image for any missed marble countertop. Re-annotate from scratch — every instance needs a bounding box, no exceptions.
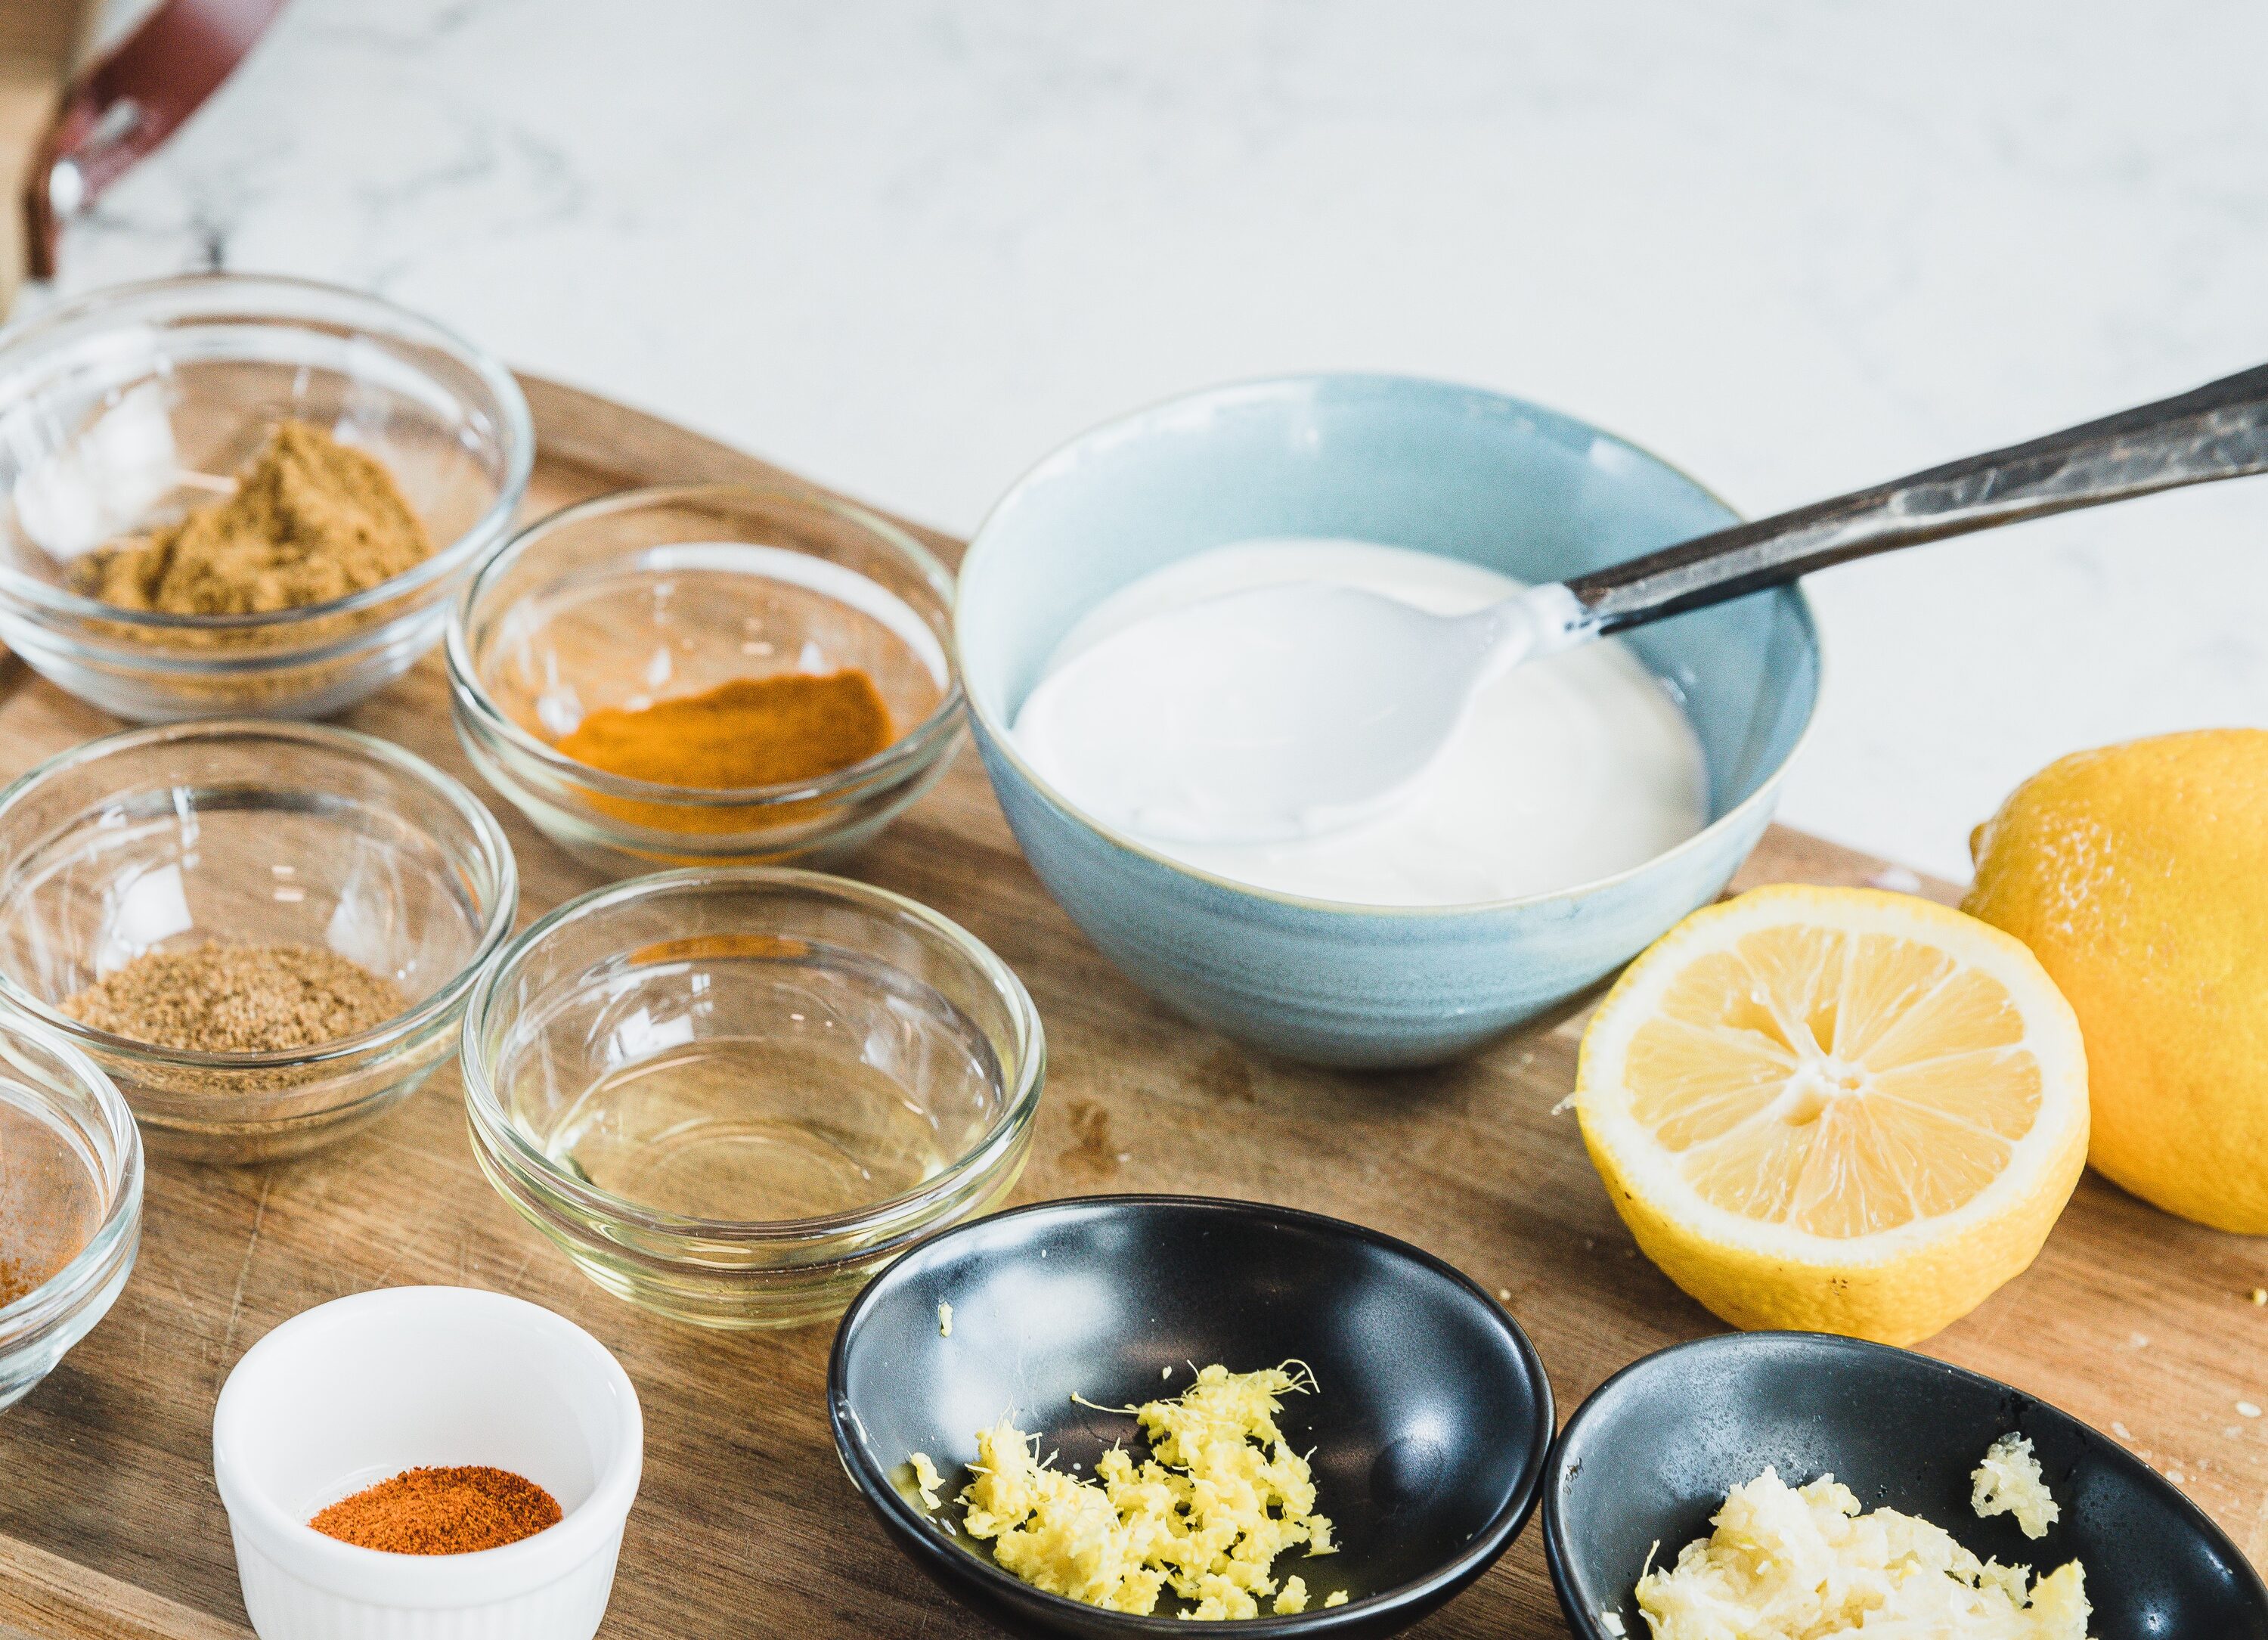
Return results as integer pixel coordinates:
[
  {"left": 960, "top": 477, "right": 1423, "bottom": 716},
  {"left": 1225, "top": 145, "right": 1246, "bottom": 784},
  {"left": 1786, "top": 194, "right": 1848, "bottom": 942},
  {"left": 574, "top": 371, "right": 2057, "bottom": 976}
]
[{"left": 33, "top": 0, "right": 2268, "bottom": 880}]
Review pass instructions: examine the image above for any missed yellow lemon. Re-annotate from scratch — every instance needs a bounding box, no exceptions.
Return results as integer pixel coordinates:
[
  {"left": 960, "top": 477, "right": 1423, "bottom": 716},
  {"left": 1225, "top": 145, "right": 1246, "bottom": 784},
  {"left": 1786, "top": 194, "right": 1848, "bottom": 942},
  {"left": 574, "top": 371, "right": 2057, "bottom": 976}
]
[
  {"left": 1576, "top": 885, "right": 2088, "bottom": 1344},
  {"left": 1964, "top": 729, "right": 2268, "bottom": 1234}
]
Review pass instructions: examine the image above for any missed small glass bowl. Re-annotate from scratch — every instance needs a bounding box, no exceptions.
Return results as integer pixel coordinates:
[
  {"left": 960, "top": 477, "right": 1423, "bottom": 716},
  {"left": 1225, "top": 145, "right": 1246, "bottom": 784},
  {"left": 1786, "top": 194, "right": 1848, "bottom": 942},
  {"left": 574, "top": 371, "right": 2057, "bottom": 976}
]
[
  {"left": 446, "top": 483, "right": 963, "bottom": 878},
  {"left": 0, "top": 273, "right": 533, "bottom": 721},
  {"left": 0, "top": 721, "right": 519, "bottom": 1162},
  {"left": 460, "top": 867, "right": 1044, "bottom": 1329},
  {"left": 0, "top": 1013, "right": 140, "bottom": 1411}
]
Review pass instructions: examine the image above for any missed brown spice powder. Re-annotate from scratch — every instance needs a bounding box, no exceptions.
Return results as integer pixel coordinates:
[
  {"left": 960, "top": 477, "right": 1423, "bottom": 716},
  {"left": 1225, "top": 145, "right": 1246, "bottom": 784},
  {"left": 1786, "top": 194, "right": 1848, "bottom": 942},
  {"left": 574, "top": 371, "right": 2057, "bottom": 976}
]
[
  {"left": 310, "top": 1466, "right": 562, "bottom": 1555},
  {"left": 70, "top": 420, "right": 432, "bottom": 616},
  {"left": 0, "top": 1258, "right": 30, "bottom": 1308},
  {"left": 59, "top": 941, "right": 407, "bottom": 1053}
]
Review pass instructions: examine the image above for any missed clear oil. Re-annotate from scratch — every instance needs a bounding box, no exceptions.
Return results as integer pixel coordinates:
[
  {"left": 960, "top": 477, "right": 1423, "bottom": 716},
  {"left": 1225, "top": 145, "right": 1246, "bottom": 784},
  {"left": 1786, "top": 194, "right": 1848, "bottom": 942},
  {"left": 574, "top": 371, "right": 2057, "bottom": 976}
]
[
  {"left": 521, "top": 941, "right": 1005, "bottom": 1225},
  {"left": 547, "top": 1038, "right": 954, "bottom": 1220}
]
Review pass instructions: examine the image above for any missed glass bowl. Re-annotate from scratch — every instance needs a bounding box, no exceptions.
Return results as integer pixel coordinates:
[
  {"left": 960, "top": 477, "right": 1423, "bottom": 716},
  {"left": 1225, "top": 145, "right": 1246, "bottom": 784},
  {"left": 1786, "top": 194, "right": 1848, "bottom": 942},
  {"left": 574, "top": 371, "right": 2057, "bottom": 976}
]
[
  {"left": 0, "top": 273, "right": 533, "bottom": 721},
  {"left": 446, "top": 483, "right": 963, "bottom": 878},
  {"left": 0, "top": 721, "right": 519, "bottom": 1162},
  {"left": 460, "top": 867, "right": 1044, "bottom": 1329},
  {"left": 0, "top": 1013, "right": 140, "bottom": 1410}
]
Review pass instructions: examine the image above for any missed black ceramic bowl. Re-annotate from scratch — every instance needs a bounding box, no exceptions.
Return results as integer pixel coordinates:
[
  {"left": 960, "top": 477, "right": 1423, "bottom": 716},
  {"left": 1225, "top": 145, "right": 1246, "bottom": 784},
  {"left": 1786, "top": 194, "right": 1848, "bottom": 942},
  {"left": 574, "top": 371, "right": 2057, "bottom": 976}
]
[
  {"left": 828, "top": 1195, "right": 1554, "bottom": 1639},
  {"left": 1545, "top": 1331, "right": 2268, "bottom": 1640}
]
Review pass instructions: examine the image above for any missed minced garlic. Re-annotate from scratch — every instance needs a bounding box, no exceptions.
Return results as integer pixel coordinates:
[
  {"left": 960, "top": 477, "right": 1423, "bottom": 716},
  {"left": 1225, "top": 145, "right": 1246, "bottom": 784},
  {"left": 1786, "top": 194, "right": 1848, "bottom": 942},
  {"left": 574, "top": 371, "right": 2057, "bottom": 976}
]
[
  {"left": 910, "top": 1363, "right": 1347, "bottom": 1620},
  {"left": 909, "top": 1452, "right": 947, "bottom": 1511},
  {"left": 1634, "top": 1452, "right": 2091, "bottom": 1640},
  {"left": 1972, "top": 1434, "right": 2059, "bottom": 1539}
]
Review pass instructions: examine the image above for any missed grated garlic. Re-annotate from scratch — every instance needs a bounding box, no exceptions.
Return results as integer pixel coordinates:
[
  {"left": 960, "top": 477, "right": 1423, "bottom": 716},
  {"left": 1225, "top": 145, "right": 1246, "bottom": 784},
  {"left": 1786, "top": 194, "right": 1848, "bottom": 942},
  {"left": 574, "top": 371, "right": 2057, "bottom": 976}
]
[
  {"left": 1635, "top": 1443, "right": 2091, "bottom": 1640},
  {"left": 908, "top": 1451, "right": 947, "bottom": 1511},
  {"left": 1972, "top": 1434, "right": 2059, "bottom": 1539}
]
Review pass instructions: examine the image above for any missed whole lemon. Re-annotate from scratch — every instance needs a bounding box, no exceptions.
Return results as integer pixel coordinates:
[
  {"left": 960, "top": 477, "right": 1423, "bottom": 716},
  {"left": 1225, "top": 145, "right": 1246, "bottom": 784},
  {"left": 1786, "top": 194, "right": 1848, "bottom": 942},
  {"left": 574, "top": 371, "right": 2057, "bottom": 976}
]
[{"left": 1963, "top": 729, "right": 2268, "bottom": 1233}]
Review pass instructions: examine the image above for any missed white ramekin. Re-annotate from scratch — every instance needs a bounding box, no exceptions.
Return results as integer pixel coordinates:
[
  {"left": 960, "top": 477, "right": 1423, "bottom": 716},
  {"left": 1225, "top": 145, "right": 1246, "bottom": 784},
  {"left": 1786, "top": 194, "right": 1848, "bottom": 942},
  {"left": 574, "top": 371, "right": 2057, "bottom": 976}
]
[{"left": 212, "top": 1287, "right": 643, "bottom": 1640}]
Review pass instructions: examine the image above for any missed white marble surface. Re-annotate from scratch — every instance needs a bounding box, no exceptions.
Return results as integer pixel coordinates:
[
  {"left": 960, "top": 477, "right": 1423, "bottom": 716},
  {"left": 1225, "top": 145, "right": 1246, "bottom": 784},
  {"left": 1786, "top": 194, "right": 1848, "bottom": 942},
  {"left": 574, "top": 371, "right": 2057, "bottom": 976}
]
[{"left": 33, "top": 0, "right": 2268, "bottom": 880}]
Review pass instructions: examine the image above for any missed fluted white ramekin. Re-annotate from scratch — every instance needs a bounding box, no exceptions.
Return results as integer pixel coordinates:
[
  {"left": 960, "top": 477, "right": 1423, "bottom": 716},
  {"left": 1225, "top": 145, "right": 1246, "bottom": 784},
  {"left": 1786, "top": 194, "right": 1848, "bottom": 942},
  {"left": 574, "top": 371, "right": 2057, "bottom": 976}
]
[{"left": 213, "top": 1287, "right": 643, "bottom": 1640}]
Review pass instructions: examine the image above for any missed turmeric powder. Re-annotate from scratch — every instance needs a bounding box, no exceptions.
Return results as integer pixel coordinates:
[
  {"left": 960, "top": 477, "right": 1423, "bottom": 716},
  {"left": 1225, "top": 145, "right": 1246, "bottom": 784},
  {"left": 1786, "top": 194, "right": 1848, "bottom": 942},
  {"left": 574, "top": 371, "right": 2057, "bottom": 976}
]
[{"left": 556, "top": 671, "right": 892, "bottom": 790}]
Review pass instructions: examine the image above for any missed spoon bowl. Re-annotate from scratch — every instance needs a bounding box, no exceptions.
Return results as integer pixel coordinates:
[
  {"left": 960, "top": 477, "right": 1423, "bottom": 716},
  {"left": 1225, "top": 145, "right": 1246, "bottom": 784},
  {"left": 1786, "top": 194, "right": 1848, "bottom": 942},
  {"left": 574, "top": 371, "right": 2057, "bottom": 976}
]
[{"left": 1014, "top": 581, "right": 1582, "bottom": 844}]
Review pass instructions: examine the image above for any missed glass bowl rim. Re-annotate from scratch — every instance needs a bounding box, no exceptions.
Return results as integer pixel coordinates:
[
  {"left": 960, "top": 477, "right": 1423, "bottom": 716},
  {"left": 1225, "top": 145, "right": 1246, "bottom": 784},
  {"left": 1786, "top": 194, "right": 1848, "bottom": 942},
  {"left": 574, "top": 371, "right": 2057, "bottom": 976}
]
[
  {"left": 0, "top": 1009, "right": 144, "bottom": 1342},
  {"left": 460, "top": 863, "right": 1046, "bottom": 1243},
  {"left": 0, "top": 718, "right": 521, "bottom": 1070},
  {"left": 0, "top": 271, "right": 536, "bottom": 634},
  {"left": 444, "top": 481, "right": 966, "bottom": 808}
]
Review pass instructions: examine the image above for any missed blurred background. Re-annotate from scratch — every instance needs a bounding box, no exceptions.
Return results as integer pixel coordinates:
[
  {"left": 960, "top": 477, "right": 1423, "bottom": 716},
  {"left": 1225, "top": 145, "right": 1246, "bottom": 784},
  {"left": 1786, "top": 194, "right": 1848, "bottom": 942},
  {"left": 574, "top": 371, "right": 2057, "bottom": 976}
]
[{"left": 11, "top": 0, "right": 2268, "bottom": 880}]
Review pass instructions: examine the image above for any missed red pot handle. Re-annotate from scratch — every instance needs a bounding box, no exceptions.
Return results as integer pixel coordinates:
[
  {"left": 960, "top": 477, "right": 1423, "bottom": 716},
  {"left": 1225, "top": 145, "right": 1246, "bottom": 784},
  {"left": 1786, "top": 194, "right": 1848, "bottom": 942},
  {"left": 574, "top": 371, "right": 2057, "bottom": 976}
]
[{"left": 25, "top": 0, "right": 289, "bottom": 279}]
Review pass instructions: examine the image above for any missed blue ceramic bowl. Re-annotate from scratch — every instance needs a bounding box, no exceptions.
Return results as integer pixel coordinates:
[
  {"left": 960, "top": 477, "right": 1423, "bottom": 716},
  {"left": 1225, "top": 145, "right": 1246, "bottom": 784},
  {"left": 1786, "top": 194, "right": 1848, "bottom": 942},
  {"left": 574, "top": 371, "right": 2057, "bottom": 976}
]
[{"left": 955, "top": 375, "right": 1818, "bottom": 1068}]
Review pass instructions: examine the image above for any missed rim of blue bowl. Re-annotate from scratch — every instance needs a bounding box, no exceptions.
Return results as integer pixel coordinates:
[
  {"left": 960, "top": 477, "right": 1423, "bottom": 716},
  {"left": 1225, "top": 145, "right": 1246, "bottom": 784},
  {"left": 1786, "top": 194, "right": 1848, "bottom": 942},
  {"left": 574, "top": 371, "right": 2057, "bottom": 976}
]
[
  {"left": 1539, "top": 1329, "right": 2268, "bottom": 1640},
  {"left": 953, "top": 372, "right": 1823, "bottom": 919},
  {"left": 827, "top": 1192, "right": 1557, "bottom": 1635}
]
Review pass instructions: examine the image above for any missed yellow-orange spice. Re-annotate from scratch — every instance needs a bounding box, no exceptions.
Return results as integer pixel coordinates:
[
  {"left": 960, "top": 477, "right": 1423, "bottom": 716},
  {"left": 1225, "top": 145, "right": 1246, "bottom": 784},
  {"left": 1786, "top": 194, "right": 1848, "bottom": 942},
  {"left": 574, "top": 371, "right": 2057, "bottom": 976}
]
[
  {"left": 551, "top": 670, "right": 896, "bottom": 840},
  {"left": 556, "top": 671, "right": 892, "bottom": 789},
  {"left": 309, "top": 1465, "right": 562, "bottom": 1555}
]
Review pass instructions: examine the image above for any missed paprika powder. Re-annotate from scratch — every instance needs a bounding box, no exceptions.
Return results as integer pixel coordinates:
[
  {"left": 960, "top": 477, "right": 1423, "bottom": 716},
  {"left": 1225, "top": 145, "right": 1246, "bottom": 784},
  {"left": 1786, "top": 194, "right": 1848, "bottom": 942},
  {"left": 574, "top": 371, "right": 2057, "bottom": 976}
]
[{"left": 309, "top": 1465, "right": 562, "bottom": 1555}]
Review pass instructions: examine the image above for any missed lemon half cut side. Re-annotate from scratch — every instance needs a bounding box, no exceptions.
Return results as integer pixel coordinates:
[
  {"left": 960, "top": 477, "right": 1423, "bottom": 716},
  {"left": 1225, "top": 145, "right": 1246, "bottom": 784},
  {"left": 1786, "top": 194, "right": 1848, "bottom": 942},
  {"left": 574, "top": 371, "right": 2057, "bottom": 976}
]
[{"left": 1576, "top": 885, "right": 2089, "bottom": 1346}]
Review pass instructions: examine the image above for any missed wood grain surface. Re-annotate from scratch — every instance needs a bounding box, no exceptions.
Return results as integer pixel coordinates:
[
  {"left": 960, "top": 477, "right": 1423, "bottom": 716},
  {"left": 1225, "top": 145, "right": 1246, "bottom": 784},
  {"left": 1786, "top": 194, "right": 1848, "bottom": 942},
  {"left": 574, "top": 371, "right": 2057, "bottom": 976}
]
[{"left": 0, "top": 379, "right": 2262, "bottom": 1638}]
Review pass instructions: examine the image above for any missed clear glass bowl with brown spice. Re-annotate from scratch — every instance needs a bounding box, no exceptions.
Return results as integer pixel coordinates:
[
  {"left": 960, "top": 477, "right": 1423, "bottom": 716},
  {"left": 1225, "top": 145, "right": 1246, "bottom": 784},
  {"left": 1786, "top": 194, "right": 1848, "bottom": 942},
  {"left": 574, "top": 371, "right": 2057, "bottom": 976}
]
[
  {"left": 0, "top": 273, "right": 533, "bottom": 722},
  {"left": 0, "top": 1015, "right": 140, "bottom": 1411},
  {"left": 460, "top": 867, "right": 1044, "bottom": 1328},
  {"left": 445, "top": 483, "right": 964, "bottom": 879},
  {"left": 0, "top": 721, "right": 519, "bottom": 1161}
]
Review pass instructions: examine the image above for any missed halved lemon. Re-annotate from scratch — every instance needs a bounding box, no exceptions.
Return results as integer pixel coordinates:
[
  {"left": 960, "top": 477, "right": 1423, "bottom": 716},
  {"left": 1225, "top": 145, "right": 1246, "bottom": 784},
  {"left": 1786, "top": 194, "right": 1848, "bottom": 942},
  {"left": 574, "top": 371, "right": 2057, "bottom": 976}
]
[{"left": 1576, "top": 885, "right": 2088, "bottom": 1346}]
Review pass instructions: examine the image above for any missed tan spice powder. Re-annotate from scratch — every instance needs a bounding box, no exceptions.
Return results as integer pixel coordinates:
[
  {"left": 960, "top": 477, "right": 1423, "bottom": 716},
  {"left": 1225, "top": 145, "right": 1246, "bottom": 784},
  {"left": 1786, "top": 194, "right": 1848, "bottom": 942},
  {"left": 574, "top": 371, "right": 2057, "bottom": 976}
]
[
  {"left": 59, "top": 941, "right": 407, "bottom": 1053},
  {"left": 70, "top": 420, "right": 432, "bottom": 616},
  {"left": 310, "top": 1466, "right": 562, "bottom": 1555}
]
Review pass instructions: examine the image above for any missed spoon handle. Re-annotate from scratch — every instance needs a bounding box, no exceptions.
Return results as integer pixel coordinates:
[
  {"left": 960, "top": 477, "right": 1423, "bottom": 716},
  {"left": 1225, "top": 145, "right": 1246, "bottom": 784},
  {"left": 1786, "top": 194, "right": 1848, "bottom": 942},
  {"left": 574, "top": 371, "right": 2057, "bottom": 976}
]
[{"left": 1561, "top": 361, "right": 2268, "bottom": 633}]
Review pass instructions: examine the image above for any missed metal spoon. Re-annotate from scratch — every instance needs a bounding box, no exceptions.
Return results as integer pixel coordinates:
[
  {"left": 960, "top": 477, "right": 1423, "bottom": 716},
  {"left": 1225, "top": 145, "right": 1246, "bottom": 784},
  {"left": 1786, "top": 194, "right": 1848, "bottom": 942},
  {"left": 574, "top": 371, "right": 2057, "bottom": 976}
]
[{"left": 1014, "top": 361, "right": 2268, "bottom": 845}]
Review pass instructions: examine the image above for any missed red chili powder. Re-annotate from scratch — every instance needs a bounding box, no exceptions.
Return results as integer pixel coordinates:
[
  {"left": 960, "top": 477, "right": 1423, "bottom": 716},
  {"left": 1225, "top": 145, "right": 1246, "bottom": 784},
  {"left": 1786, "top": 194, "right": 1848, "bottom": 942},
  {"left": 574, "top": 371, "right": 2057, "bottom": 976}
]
[{"left": 308, "top": 1465, "right": 562, "bottom": 1555}]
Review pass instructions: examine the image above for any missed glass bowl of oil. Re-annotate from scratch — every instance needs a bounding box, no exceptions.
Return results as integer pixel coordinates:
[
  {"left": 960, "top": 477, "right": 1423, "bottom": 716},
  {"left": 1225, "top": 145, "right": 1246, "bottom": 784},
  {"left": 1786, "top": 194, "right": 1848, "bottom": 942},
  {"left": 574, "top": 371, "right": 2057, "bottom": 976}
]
[
  {"left": 460, "top": 866, "right": 1045, "bottom": 1328},
  {"left": 0, "top": 1012, "right": 140, "bottom": 1411},
  {"left": 446, "top": 482, "right": 963, "bottom": 878}
]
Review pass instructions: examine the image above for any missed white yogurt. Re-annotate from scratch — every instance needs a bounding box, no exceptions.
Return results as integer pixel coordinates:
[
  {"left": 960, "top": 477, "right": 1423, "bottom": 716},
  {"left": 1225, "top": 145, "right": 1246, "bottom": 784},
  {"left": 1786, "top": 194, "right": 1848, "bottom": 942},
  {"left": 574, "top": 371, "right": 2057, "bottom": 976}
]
[{"left": 1021, "top": 538, "right": 1710, "bottom": 907}]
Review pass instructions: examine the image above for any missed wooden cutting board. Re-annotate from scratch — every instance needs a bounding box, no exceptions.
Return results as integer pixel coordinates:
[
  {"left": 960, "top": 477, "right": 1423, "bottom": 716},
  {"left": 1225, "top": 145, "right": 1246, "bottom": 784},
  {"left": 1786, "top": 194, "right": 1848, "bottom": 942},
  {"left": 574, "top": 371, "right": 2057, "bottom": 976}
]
[{"left": 1, "top": 380, "right": 2262, "bottom": 1640}]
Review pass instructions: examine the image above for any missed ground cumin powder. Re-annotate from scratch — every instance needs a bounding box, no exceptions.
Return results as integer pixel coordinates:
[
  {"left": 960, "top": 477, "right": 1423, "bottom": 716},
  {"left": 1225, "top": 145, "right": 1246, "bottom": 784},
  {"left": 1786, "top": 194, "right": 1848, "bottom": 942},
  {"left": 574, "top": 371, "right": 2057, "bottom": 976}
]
[
  {"left": 310, "top": 1466, "right": 562, "bottom": 1555},
  {"left": 70, "top": 420, "right": 431, "bottom": 615},
  {"left": 59, "top": 941, "right": 406, "bottom": 1053}
]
